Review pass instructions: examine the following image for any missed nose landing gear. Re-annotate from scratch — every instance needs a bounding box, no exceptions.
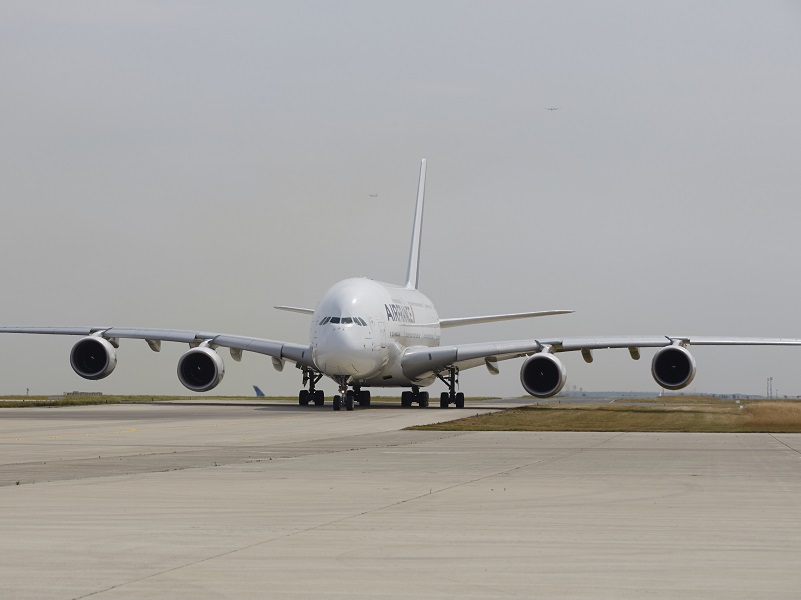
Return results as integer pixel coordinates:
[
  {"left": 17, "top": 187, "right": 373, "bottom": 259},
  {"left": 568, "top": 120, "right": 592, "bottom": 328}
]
[
  {"left": 333, "top": 378, "right": 355, "bottom": 411},
  {"left": 331, "top": 381, "right": 372, "bottom": 411}
]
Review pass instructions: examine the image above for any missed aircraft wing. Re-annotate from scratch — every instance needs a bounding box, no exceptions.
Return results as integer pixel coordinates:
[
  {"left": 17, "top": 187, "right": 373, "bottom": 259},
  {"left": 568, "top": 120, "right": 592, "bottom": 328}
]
[
  {"left": 400, "top": 335, "right": 801, "bottom": 379},
  {"left": 439, "top": 309, "right": 573, "bottom": 328},
  {"left": 0, "top": 327, "right": 315, "bottom": 369},
  {"left": 274, "top": 306, "right": 315, "bottom": 315}
]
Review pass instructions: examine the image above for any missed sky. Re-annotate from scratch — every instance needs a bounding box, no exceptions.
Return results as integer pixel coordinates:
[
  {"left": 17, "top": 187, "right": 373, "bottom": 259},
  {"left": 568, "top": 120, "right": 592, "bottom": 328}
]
[{"left": 1, "top": 0, "right": 800, "bottom": 398}]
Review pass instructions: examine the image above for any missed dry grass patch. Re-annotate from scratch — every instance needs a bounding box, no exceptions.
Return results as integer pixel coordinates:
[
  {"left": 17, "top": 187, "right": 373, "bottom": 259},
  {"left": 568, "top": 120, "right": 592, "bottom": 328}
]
[
  {"left": 412, "top": 400, "right": 801, "bottom": 433},
  {"left": 615, "top": 395, "right": 731, "bottom": 405},
  {"left": 743, "top": 402, "right": 801, "bottom": 431}
]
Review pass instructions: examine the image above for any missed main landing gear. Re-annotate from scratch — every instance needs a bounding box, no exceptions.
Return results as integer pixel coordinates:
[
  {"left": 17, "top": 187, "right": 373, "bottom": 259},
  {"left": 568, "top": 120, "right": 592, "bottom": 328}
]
[
  {"left": 331, "top": 379, "right": 372, "bottom": 411},
  {"left": 400, "top": 385, "right": 429, "bottom": 408},
  {"left": 298, "top": 367, "right": 325, "bottom": 406},
  {"left": 436, "top": 367, "right": 465, "bottom": 408}
]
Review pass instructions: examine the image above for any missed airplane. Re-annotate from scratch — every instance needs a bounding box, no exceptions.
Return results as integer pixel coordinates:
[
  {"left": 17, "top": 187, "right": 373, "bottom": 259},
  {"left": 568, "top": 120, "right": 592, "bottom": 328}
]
[
  {"left": 546, "top": 107, "right": 560, "bottom": 111},
  {"left": 2, "top": 159, "right": 801, "bottom": 411}
]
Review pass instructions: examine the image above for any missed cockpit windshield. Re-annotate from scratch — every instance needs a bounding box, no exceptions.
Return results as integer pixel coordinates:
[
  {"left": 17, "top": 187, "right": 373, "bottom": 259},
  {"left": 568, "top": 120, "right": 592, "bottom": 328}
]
[{"left": 321, "top": 316, "right": 366, "bottom": 326}]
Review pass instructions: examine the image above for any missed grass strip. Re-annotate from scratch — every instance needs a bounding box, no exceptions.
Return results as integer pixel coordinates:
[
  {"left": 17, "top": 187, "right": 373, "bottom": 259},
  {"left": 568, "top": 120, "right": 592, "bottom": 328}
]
[
  {"left": 0, "top": 395, "right": 297, "bottom": 408},
  {"left": 411, "top": 400, "right": 801, "bottom": 433}
]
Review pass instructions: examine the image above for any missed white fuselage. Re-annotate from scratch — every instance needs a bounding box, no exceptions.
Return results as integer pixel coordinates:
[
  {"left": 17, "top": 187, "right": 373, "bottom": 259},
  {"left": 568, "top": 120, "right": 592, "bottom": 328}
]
[{"left": 310, "top": 278, "right": 440, "bottom": 387}]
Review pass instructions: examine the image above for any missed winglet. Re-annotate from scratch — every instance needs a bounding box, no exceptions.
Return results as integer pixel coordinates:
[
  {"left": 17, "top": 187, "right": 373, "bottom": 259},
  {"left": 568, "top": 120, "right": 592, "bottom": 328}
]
[{"left": 405, "top": 159, "right": 427, "bottom": 289}]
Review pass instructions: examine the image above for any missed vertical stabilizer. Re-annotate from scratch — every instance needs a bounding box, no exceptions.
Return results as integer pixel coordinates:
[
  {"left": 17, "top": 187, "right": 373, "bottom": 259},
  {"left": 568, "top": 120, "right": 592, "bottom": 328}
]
[{"left": 405, "top": 159, "right": 427, "bottom": 289}]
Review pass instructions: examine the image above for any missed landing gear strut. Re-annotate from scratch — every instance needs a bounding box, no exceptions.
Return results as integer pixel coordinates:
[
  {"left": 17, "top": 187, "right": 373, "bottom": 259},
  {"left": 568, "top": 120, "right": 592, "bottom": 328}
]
[
  {"left": 298, "top": 367, "right": 325, "bottom": 406},
  {"left": 436, "top": 367, "right": 464, "bottom": 408},
  {"left": 400, "top": 385, "right": 429, "bottom": 408}
]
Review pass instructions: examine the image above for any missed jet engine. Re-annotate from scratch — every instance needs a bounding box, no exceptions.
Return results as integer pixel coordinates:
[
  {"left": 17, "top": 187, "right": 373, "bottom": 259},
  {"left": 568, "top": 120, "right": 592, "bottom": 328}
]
[
  {"left": 70, "top": 336, "right": 117, "bottom": 380},
  {"left": 520, "top": 353, "right": 567, "bottom": 398},
  {"left": 177, "top": 346, "right": 225, "bottom": 392},
  {"left": 651, "top": 345, "right": 696, "bottom": 390}
]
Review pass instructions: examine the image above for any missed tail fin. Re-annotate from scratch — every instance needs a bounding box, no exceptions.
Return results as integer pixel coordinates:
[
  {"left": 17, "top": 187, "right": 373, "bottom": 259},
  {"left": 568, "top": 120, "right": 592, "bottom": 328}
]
[
  {"left": 253, "top": 385, "right": 265, "bottom": 397},
  {"left": 405, "top": 159, "right": 427, "bottom": 289}
]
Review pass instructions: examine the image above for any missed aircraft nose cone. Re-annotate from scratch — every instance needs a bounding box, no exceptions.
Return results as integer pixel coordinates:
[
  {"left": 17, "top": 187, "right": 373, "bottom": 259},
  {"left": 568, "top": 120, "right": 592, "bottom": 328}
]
[{"left": 313, "top": 326, "right": 380, "bottom": 378}]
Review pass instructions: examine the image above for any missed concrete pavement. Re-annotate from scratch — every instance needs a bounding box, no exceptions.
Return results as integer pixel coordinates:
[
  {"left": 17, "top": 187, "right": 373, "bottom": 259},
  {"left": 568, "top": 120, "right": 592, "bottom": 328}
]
[{"left": 1, "top": 400, "right": 800, "bottom": 598}]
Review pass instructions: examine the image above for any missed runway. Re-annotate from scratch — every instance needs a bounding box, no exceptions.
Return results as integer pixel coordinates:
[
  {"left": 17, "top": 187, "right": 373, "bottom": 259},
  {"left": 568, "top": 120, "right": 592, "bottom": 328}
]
[{"left": 1, "top": 399, "right": 801, "bottom": 599}]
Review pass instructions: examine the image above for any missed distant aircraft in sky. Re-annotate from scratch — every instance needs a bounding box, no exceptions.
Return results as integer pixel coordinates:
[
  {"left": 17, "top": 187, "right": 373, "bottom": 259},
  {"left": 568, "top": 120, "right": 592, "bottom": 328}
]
[
  {"left": 546, "top": 106, "right": 560, "bottom": 111},
  {"left": 2, "top": 160, "right": 800, "bottom": 411},
  {"left": 369, "top": 193, "right": 378, "bottom": 197}
]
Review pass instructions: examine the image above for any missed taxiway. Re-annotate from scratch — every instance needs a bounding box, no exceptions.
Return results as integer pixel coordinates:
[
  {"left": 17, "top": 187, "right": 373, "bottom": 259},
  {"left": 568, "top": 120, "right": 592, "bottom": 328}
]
[{"left": 1, "top": 397, "right": 800, "bottom": 599}]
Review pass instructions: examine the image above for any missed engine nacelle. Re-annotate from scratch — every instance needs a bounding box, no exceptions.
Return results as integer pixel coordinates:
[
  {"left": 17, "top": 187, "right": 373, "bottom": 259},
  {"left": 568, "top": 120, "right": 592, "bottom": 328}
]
[
  {"left": 651, "top": 345, "right": 696, "bottom": 390},
  {"left": 177, "top": 346, "right": 225, "bottom": 392},
  {"left": 70, "top": 336, "right": 117, "bottom": 380},
  {"left": 520, "top": 353, "right": 567, "bottom": 398}
]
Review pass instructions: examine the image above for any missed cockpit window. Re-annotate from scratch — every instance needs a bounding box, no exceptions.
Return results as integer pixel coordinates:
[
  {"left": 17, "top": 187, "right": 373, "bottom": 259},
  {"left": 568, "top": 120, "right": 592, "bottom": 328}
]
[{"left": 324, "top": 316, "right": 367, "bottom": 325}]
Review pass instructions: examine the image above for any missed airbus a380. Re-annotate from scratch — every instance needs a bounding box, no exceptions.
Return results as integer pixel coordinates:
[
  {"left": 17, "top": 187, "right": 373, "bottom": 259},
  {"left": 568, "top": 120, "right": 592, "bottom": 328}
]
[{"left": 3, "top": 160, "right": 801, "bottom": 410}]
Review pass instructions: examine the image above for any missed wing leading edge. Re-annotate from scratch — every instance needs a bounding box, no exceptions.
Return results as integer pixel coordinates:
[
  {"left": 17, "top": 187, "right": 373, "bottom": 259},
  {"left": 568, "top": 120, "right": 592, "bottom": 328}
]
[
  {"left": 0, "top": 327, "right": 314, "bottom": 369},
  {"left": 439, "top": 309, "right": 574, "bottom": 328},
  {"left": 400, "top": 335, "right": 801, "bottom": 380}
]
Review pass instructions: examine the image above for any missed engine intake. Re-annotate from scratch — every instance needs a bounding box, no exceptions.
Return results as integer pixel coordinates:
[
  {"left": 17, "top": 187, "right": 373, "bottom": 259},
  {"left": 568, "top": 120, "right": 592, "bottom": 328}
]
[
  {"left": 70, "top": 337, "right": 117, "bottom": 380},
  {"left": 177, "top": 347, "right": 225, "bottom": 392},
  {"left": 520, "top": 353, "right": 567, "bottom": 398},
  {"left": 651, "top": 345, "right": 696, "bottom": 390}
]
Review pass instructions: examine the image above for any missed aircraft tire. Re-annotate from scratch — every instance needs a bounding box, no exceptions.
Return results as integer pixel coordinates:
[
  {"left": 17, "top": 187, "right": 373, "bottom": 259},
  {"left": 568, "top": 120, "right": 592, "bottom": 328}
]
[
  {"left": 440, "top": 392, "right": 449, "bottom": 408},
  {"left": 345, "top": 391, "right": 355, "bottom": 411},
  {"left": 314, "top": 390, "right": 324, "bottom": 406},
  {"left": 333, "top": 395, "right": 341, "bottom": 411},
  {"left": 299, "top": 390, "right": 310, "bottom": 406},
  {"left": 455, "top": 392, "right": 465, "bottom": 409},
  {"left": 419, "top": 391, "right": 429, "bottom": 408}
]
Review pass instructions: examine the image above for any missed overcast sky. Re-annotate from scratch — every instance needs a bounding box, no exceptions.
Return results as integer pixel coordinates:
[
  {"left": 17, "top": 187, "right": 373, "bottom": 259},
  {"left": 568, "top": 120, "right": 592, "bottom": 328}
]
[{"left": 1, "top": 1, "right": 800, "bottom": 398}]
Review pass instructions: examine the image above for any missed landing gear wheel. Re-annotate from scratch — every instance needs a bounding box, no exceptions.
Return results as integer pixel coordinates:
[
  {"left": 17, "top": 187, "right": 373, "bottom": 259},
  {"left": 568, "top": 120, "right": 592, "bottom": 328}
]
[
  {"left": 435, "top": 367, "right": 463, "bottom": 409},
  {"left": 333, "top": 395, "right": 342, "bottom": 411},
  {"left": 345, "top": 391, "right": 355, "bottom": 411},
  {"left": 299, "top": 390, "right": 310, "bottom": 406},
  {"left": 358, "top": 390, "right": 371, "bottom": 406},
  {"left": 418, "top": 391, "right": 429, "bottom": 408},
  {"left": 314, "top": 390, "right": 324, "bottom": 406},
  {"left": 401, "top": 391, "right": 413, "bottom": 408}
]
